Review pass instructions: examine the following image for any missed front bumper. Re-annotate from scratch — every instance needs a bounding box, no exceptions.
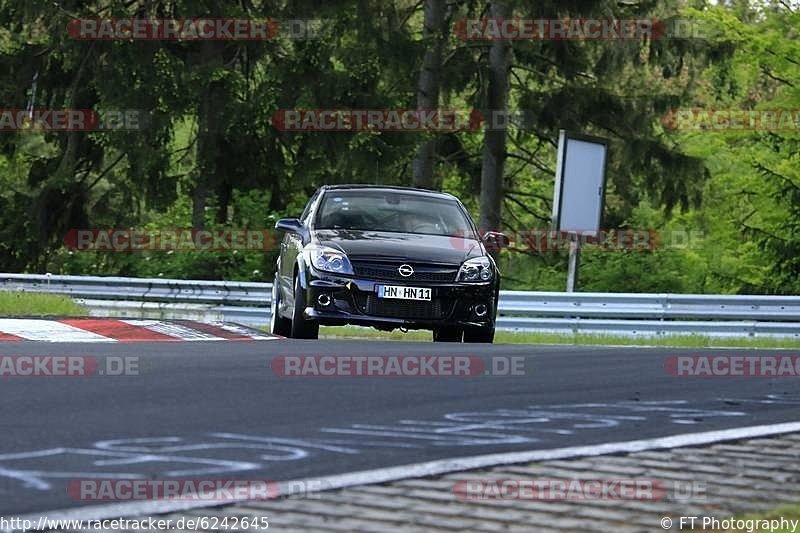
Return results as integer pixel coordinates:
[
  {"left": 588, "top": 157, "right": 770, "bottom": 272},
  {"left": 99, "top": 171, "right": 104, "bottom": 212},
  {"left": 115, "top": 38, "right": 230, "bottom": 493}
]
[{"left": 302, "top": 269, "right": 496, "bottom": 330}]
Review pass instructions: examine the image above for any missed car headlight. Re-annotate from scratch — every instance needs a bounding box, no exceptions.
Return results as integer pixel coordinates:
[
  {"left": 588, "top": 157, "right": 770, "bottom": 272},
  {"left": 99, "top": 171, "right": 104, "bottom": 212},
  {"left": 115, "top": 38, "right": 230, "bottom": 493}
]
[
  {"left": 458, "top": 257, "right": 493, "bottom": 282},
  {"left": 308, "top": 246, "right": 354, "bottom": 275}
]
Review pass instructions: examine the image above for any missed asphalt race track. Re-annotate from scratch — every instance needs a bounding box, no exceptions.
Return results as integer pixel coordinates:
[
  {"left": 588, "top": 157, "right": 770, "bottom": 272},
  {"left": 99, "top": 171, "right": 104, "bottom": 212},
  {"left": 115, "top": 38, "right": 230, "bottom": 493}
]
[{"left": 1, "top": 339, "right": 798, "bottom": 515}]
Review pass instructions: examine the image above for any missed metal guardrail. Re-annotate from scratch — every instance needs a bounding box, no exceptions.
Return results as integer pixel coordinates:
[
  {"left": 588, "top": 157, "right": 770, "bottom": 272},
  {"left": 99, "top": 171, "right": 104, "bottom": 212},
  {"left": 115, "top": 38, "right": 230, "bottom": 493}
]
[{"left": 2, "top": 273, "right": 800, "bottom": 338}]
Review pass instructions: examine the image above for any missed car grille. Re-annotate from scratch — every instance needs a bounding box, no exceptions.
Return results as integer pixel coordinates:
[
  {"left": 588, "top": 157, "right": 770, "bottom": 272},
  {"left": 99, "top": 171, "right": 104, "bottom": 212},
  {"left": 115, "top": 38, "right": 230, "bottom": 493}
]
[
  {"left": 351, "top": 261, "right": 458, "bottom": 282},
  {"left": 364, "top": 295, "right": 443, "bottom": 319}
]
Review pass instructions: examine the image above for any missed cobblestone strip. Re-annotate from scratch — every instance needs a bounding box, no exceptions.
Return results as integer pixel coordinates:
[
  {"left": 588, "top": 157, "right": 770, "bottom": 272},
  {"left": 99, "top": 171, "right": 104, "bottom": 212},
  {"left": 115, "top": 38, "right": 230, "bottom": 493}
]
[{"left": 54, "top": 434, "right": 800, "bottom": 532}]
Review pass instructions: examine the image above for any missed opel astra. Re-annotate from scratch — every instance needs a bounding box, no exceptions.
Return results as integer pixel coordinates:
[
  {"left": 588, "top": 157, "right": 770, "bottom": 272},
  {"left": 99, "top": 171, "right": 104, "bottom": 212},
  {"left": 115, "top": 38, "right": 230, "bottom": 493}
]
[{"left": 271, "top": 185, "right": 504, "bottom": 342}]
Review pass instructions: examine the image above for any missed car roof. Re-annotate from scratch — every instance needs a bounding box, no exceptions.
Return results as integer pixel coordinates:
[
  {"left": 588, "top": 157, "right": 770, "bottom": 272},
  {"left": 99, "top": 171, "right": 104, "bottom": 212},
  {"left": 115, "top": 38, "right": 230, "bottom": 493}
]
[{"left": 319, "top": 184, "right": 457, "bottom": 200}]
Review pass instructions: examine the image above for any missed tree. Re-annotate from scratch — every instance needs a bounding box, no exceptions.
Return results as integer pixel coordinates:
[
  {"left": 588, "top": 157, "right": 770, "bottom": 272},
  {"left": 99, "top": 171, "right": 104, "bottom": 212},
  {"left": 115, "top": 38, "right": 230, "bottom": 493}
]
[
  {"left": 673, "top": 1, "right": 800, "bottom": 294},
  {"left": 412, "top": 0, "right": 448, "bottom": 189},
  {"left": 477, "top": 1, "right": 511, "bottom": 239}
]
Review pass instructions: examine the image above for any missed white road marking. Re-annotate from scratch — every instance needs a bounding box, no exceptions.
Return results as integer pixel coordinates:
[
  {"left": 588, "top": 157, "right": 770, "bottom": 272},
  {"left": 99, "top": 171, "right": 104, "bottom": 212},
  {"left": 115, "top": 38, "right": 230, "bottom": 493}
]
[
  {"left": 120, "top": 320, "right": 226, "bottom": 341},
  {"left": 0, "top": 319, "right": 115, "bottom": 343},
  {"left": 0, "top": 319, "right": 277, "bottom": 342},
  {"left": 7, "top": 420, "right": 800, "bottom": 531},
  {"left": 212, "top": 322, "right": 277, "bottom": 340}
]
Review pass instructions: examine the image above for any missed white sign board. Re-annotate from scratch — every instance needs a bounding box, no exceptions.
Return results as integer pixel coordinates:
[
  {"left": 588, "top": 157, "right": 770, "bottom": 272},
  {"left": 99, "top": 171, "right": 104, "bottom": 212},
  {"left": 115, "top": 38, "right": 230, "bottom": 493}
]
[{"left": 551, "top": 131, "right": 608, "bottom": 236}]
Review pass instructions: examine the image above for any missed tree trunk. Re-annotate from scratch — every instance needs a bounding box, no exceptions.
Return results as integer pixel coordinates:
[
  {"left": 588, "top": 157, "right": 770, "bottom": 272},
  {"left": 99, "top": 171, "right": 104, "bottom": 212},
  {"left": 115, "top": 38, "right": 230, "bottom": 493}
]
[
  {"left": 412, "top": 0, "right": 447, "bottom": 189},
  {"left": 267, "top": 137, "right": 286, "bottom": 212},
  {"left": 192, "top": 41, "right": 226, "bottom": 230},
  {"left": 478, "top": 1, "right": 511, "bottom": 243}
]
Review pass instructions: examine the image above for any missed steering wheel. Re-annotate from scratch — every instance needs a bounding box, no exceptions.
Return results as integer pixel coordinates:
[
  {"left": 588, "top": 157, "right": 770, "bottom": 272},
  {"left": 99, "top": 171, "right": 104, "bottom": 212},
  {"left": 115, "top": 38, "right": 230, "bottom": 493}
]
[{"left": 409, "top": 222, "right": 439, "bottom": 233}]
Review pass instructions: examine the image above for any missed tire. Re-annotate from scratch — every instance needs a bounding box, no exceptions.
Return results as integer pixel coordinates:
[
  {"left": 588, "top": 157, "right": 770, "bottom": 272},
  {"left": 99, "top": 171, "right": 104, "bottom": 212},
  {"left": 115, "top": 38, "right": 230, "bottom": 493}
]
[
  {"left": 433, "top": 326, "right": 462, "bottom": 342},
  {"left": 270, "top": 275, "right": 292, "bottom": 337},
  {"left": 290, "top": 275, "right": 319, "bottom": 339},
  {"left": 463, "top": 325, "right": 495, "bottom": 343}
]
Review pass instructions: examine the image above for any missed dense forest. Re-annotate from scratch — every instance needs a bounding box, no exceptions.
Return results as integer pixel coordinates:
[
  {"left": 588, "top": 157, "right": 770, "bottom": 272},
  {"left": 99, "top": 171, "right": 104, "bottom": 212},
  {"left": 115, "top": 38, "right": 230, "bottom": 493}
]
[{"left": 0, "top": 0, "right": 797, "bottom": 294}]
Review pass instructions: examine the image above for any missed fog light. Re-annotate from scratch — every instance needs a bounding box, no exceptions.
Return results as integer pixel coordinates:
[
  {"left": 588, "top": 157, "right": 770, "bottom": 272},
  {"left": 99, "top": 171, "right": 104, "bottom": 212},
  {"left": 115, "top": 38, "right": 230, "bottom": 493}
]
[
  {"left": 317, "top": 294, "right": 332, "bottom": 307},
  {"left": 474, "top": 304, "right": 488, "bottom": 317}
]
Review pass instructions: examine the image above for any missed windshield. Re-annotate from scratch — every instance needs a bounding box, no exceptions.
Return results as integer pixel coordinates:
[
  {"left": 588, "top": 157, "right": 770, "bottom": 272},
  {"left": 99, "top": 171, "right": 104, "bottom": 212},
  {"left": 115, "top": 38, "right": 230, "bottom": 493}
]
[{"left": 314, "top": 190, "right": 477, "bottom": 239}]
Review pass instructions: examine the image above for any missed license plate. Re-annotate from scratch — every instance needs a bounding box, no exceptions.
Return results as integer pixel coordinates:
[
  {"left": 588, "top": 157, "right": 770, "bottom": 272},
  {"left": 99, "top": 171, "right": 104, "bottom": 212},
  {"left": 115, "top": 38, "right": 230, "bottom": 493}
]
[{"left": 377, "top": 285, "right": 432, "bottom": 301}]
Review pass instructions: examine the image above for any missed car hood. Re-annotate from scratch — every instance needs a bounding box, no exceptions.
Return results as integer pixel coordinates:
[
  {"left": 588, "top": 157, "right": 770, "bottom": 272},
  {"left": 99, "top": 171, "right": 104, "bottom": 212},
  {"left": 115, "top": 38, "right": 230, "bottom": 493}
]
[{"left": 313, "top": 229, "right": 483, "bottom": 265}]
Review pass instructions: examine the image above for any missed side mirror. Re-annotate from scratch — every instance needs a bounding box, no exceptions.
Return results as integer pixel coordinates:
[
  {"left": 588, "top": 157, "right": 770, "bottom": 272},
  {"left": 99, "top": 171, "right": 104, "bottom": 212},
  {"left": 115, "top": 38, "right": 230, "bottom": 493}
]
[
  {"left": 275, "top": 218, "right": 304, "bottom": 234},
  {"left": 482, "top": 231, "right": 510, "bottom": 250}
]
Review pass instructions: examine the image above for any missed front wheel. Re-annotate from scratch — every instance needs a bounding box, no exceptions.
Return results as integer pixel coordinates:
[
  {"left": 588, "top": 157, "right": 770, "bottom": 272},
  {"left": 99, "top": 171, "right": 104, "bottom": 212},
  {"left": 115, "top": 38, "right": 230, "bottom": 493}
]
[
  {"left": 463, "top": 325, "right": 495, "bottom": 343},
  {"left": 433, "top": 326, "right": 462, "bottom": 342},
  {"left": 290, "top": 275, "right": 319, "bottom": 339},
  {"left": 270, "top": 275, "right": 292, "bottom": 337}
]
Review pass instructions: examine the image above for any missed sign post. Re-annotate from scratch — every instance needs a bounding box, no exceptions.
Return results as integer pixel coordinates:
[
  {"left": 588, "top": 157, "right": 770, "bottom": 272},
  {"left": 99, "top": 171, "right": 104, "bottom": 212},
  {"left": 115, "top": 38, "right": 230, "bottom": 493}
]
[
  {"left": 566, "top": 240, "right": 581, "bottom": 292},
  {"left": 551, "top": 130, "right": 609, "bottom": 292}
]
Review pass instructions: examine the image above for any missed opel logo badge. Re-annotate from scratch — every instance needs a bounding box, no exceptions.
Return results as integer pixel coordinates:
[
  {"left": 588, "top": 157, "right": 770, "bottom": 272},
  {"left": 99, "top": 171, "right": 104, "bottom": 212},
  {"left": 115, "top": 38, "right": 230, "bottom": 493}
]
[{"left": 398, "top": 264, "right": 414, "bottom": 277}]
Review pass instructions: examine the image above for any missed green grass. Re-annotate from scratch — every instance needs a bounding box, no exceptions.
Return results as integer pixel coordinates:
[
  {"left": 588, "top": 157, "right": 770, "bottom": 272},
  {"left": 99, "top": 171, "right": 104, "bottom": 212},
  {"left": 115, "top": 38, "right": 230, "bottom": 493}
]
[
  {"left": 0, "top": 291, "right": 88, "bottom": 317},
  {"left": 315, "top": 325, "right": 800, "bottom": 349}
]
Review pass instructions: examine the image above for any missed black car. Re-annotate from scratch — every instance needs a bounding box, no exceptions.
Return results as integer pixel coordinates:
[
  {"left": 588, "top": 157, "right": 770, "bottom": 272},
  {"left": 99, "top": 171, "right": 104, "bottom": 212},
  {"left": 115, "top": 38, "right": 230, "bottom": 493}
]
[{"left": 270, "top": 185, "right": 506, "bottom": 342}]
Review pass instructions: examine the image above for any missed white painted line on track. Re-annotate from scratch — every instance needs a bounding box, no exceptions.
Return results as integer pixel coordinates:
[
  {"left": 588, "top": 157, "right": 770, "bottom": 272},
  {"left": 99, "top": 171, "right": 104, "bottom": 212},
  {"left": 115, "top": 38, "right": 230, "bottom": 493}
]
[
  {"left": 8, "top": 419, "right": 800, "bottom": 531},
  {"left": 212, "top": 322, "right": 278, "bottom": 340},
  {"left": 120, "top": 320, "right": 226, "bottom": 341},
  {"left": 0, "top": 319, "right": 116, "bottom": 343}
]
